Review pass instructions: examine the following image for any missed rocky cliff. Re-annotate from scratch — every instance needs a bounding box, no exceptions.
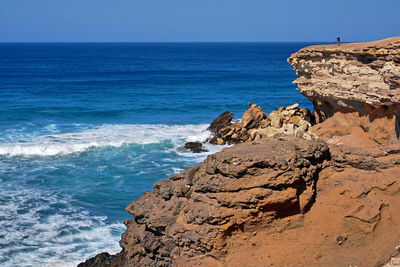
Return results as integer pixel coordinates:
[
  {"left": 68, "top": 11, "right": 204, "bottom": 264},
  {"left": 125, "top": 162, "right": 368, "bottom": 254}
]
[
  {"left": 289, "top": 37, "right": 400, "bottom": 146},
  {"left": 80, "top": 37, "right": 400, "bottom": 267}
]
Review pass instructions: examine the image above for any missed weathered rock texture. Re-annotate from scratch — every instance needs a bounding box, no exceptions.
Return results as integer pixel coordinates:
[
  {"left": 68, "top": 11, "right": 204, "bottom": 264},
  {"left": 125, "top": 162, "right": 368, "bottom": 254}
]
[
  {"left": 110, "top": 137, "right": 329, "bottom": 266},
  {"left": 289, "top": 37, "right": 400, "bottom": 146},
  {"left": 222, "top": 143, "right": 400, "bottom": 267},
  {"left": 80, "top": 137, "right": 330, "bottom": 266},
  {"left": 81, "top": 139, "right": 400, "bottom": 267},
  {"left": 209, "top": 103, "right": 314, "bottom": 145}
]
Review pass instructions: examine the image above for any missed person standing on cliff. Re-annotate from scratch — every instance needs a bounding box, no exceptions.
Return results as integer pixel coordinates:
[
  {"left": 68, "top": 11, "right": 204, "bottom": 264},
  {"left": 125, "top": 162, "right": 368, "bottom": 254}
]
[{"left": 336, "top": 36, "right": 341, "bottom": 43}]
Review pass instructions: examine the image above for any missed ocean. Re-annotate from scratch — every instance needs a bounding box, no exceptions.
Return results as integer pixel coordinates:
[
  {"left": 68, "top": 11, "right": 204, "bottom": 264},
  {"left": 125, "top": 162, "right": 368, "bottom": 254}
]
[{"left": 0, "top": 42, "right": 317, "bottom": 266}]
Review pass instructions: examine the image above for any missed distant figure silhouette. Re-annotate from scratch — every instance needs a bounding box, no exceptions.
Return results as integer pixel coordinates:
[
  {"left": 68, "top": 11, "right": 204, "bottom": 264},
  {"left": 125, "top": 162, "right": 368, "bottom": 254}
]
[{"left": 336, "top": 36, "right": 341, "bottom": 43}]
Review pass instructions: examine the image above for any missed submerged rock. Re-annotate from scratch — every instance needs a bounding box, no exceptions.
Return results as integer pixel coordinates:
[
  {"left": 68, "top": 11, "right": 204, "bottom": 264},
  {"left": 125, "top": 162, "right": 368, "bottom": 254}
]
[{"left": 184, "top": 142, "right": 207, "bottom": 153}]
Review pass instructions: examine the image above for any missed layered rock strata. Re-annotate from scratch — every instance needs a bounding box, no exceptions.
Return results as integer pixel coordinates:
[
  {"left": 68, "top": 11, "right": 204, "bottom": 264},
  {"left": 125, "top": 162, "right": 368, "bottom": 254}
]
[
  {"left": 80, "top": 139, "right": 400, "bottom": 267},
  {"left": 289, "top": 37, "right": 400, "bottom": 146},
  {"left": 223, "top": 143, "right": 400, "bottom": 267},
  {"left": 80, "top": 136, "right": 330, "bottom": 266},
  {"left": 209, "top": 103, "right": 314, "bottom": 145}
]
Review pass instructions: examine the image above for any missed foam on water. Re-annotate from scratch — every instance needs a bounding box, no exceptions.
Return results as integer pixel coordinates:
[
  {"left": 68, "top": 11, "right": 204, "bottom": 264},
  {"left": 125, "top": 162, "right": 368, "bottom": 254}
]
[
  {"left": 0, "top": 124, "right": 211, "bottom": 157},
  {"left": 0, "top": 123, "right": 226, "bottom": 266},
  {"left": 0, "top": 188, "right": 124, "bottom": 267}
]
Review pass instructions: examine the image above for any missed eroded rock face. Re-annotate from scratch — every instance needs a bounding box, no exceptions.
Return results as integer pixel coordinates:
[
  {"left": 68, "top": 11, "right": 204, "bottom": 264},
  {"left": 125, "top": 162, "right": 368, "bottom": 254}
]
[
  {"left": 289, "top": 37, "right": 400, "bottom": 146},
  {"left": 109, "top": 136, "right": 329, "bottom": 266},
  {"left": 222, "top": 143, "right": 400, "bottom": 267}
]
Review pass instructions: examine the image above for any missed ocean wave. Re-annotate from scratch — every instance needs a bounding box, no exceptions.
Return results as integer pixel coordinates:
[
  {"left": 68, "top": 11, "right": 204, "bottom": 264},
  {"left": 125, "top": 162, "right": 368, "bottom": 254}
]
[
  {"left": 0, "top": 124, "right": 211, "bottom": 156},
  {"left": 0, "top": 188, "right": 125, "bottom": 267}
]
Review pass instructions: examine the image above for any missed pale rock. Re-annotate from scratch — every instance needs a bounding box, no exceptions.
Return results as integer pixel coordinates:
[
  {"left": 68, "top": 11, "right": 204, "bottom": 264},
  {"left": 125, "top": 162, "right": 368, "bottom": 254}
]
[{"left": 286, "top": 103, "right": 299, "bottom": 110}]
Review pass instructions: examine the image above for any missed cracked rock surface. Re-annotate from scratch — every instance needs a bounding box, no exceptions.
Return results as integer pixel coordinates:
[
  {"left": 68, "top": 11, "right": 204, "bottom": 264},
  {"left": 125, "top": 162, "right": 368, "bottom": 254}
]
[
  {"left": 222, "top": 143, "right": 400, "bottom": 267},
  {"left": 109, "top": 136, "right": 329, "bottom": 267}
]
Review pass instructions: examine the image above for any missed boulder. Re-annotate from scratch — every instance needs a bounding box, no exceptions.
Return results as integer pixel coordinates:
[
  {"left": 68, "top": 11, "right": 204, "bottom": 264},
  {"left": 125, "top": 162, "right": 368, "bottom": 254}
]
[
  {"left": 241, "top": 103, "right": 267, "bottom": 129},
  {"left": 207, "top": 111, "right": 234, "bottom": 134},
  {"left": 184, "top": 142, "right": 207, "bottom": 153}
]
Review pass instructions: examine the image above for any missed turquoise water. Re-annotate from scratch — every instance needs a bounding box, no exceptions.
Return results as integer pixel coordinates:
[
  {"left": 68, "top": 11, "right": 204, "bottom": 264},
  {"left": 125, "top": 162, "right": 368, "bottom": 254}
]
[{"left": 0, "top": 43, "right": 317, "bottom": 266}]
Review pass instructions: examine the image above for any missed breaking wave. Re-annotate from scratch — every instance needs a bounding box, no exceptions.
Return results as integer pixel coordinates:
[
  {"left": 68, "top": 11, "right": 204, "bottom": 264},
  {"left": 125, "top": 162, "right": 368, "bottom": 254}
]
[{"left": 0, "top": 124, "right": 212, "bottom": 156}]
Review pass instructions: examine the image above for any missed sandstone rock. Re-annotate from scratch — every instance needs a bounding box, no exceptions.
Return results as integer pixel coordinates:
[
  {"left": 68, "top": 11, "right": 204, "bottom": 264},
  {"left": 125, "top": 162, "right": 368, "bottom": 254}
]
[
  {"left": 221, "top": 143, "right": 400, "bottom": 267},
  {"left": 209, "top": 103, "right": 314, "bottom": 145},
  {"left": 269, "top": 111, "right": 283, "bottom": 128},
  {"left": 216, "top": 137, "right": 225, "bottom": 145},
  {"left": 286, "top": 103, "right": 299, "bottom": 110},
  {"left": 102, "top": 136, "right": 330, "bottom": 266},
  {"left": 289, "top": 37, "right": 400, "bottom": 146},
  {"left": 241, "top": 103, "right": 267, "bottom": 129},
  {"left": 208, "top": 111, "right": 234, "bottom": 134}
]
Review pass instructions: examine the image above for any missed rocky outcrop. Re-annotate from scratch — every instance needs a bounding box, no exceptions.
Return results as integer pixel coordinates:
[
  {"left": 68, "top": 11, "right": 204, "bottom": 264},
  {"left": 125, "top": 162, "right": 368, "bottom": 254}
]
[
  {"left": 84, "top": 136, "right": 329, "bottom": 266},
  {"left": 81, "top": 138, "right": 400, "bottom": 267},
  {"left": 209, "top": 103, "right": 314, "bottom": 145},
  {"left": 222, "top": 143, "right": 400, "bottom": 267},
  {"left": 289, "top": 37, "right": 400, "bottom": 146}
]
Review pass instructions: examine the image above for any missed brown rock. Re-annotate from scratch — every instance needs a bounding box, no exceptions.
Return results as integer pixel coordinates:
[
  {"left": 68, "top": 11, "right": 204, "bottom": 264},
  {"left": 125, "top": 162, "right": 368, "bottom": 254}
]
[
  {"left": 208, "top": 111, "right": 234, "bottom": 134},
  {"left": 101, "top": 136, "right": 329, "bottom": 267},
  {"left": 78, "top": 253, "right": 115, "bottom": 267},
  {"left": 184, "top": 142, "right": 208, "bottom": 153},
  {"left": 285, "top": 103, "right": 299, "bottom": 110},
  {"left": 269, "top": 111, "right": 283, "bottom": 128},
  {"left": 221, "top": 143, "right": 400, "bottom": 267},
  {"left": 289, "top": 37, "right": 400, "bottom": 146},
  {"left": 241, "top": 103, "right": 267, "bottom": 129}
]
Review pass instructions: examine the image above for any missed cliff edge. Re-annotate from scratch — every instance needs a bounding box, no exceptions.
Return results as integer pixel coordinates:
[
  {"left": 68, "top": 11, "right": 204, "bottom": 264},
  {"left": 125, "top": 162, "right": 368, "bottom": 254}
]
[{"left": 289, "top": 37, "right": 400, "bottom": 146}]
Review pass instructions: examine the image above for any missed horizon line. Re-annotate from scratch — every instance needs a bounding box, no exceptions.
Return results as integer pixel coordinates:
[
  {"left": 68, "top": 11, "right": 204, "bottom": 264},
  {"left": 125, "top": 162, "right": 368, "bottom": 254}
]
[{"left": 0, "top": 40, "right": 349, "bottom": 44}]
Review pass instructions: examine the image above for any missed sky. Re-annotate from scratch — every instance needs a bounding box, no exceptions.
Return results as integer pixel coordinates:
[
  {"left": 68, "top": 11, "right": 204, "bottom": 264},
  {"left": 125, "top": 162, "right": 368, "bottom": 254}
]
[{"left": 0, "top": 0, "right": 399, "bottom": 42}]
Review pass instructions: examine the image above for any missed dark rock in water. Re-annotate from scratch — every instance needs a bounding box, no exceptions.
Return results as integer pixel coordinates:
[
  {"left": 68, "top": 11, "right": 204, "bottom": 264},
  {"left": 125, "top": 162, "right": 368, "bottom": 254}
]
[
  {"left": 184, "top": 142, "right": 208, "bottom": 153},
  {"left": 207, "top": 111, "right": 234, "bottom": 134},
  {"left": 78, "top": 252, "right": 115, "bottom": 267}
]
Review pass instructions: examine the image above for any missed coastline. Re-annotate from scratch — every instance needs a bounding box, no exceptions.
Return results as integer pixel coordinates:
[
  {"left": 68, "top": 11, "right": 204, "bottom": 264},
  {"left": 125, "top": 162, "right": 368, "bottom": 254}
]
[{"left": 80, "top": 37, "right": 400, "bottom": 266}]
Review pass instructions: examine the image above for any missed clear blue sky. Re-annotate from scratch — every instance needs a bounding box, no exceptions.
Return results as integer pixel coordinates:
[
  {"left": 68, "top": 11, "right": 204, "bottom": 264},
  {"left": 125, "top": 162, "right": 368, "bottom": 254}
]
[{"left": 1, "top": 0, "right": 399, "bottom": 42}]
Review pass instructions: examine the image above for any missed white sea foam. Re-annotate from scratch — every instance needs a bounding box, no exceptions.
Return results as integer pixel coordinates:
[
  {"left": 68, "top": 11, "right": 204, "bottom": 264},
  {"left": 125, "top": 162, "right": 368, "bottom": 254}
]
[
  {"left": 0, "top": 124, "right": 211, "bottom": 156},
  {"left": 0, "top": 188, "right": 125, "bottom": 267}
]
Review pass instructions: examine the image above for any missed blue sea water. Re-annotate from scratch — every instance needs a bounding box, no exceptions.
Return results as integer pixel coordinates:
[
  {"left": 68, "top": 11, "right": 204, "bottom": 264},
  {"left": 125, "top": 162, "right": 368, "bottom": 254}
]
[{"left": 0, "top": 42, "right": 318, "bottom": 266}]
